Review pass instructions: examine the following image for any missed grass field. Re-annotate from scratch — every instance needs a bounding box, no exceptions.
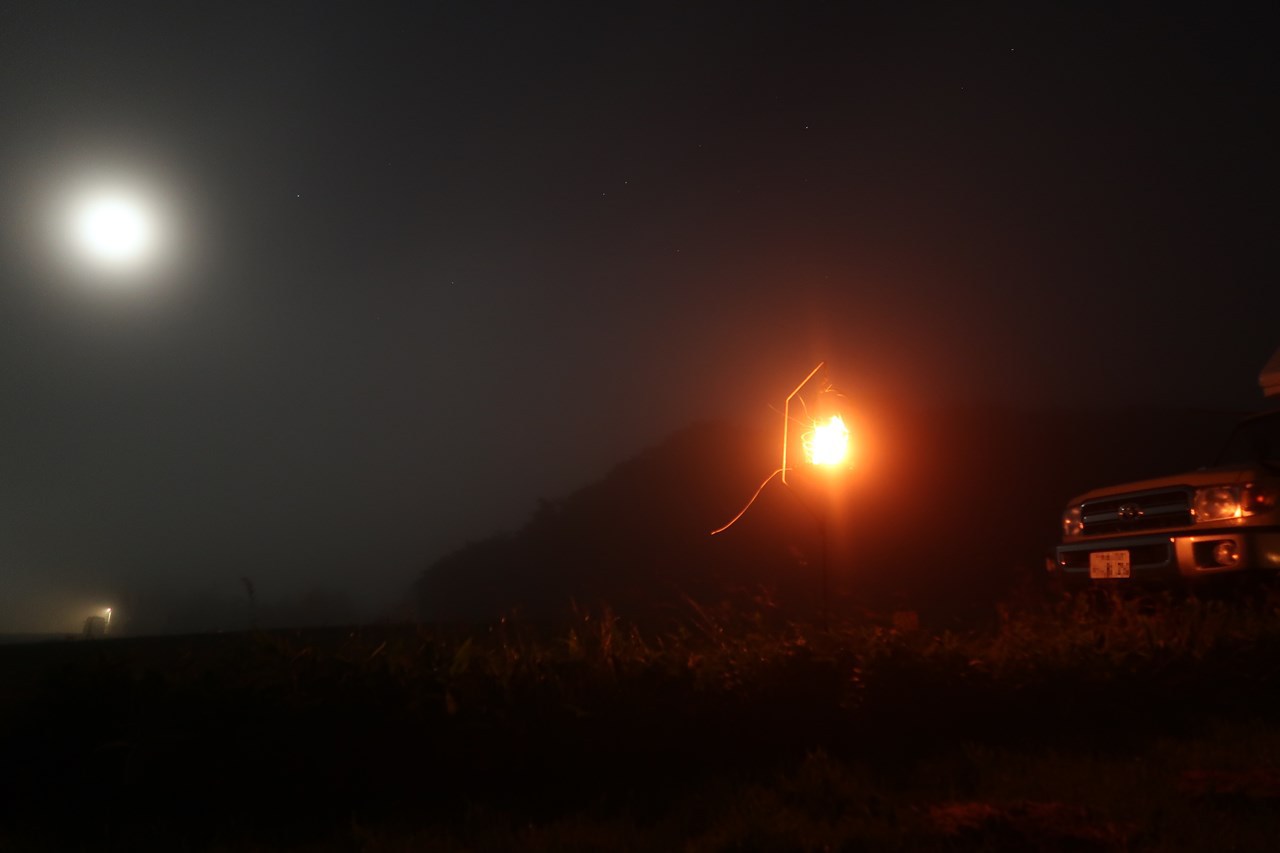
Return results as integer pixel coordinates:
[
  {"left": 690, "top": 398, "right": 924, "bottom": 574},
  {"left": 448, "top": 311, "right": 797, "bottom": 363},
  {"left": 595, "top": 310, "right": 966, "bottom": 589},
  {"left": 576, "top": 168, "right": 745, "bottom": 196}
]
[{"left": 3, "top": 590, "right": 1280, "bottom": 851}]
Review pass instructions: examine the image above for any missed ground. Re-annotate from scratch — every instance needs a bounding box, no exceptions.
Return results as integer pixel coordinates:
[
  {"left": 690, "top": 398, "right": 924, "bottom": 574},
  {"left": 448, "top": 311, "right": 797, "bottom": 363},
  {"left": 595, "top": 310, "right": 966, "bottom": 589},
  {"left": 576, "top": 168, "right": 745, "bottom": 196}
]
[{"left": 3, "top": 592, "right": 1279, "bottom": 851}]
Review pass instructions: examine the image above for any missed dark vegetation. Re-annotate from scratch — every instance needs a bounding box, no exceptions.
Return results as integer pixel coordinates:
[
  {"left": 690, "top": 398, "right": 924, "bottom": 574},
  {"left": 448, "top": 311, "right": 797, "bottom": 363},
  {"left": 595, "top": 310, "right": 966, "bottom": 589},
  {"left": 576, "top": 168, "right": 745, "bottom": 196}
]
[{"left": 4, "top": 592, "right": 1280, "bottom": 851}]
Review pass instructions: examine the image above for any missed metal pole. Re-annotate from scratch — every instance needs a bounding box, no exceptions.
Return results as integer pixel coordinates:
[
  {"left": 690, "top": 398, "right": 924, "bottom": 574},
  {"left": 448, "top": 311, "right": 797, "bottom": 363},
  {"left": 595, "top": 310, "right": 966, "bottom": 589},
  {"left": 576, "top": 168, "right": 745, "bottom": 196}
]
[
  {"left": 782, "top": 362, "right": 824, "bottom": 485},
  {"left": 784, "top": 485, "right": 830, "bottom": 630},
  {"left": 819, "top": 516, "right": 828, "bottom": 631}
]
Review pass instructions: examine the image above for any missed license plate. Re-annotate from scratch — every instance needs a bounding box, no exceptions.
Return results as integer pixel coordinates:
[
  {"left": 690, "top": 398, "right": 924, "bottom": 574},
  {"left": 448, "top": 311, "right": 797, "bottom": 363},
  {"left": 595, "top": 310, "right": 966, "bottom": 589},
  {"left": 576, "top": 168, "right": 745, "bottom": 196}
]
[{"left": 1090, "top": 550, "right": 1131, "bottom": 579}]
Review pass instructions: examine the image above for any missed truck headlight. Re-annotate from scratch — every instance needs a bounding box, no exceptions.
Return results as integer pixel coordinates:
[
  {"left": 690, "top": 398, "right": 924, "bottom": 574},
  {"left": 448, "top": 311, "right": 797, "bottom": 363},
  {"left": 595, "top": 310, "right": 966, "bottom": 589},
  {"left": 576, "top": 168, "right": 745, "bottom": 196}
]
[
  {"left": 1062, "top": 505, "right": 1083, "bottom": 536},
  {"left": 1193, "top": 486, "right": 1243, "bottom": 522}
]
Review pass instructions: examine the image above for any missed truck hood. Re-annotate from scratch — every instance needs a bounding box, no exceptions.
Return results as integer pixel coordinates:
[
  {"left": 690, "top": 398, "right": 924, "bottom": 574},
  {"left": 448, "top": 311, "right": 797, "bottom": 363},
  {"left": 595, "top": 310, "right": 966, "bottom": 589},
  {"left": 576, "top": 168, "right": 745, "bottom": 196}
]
[{"left": 1067, "top": 465, "right": 1266, "bottom": 505}]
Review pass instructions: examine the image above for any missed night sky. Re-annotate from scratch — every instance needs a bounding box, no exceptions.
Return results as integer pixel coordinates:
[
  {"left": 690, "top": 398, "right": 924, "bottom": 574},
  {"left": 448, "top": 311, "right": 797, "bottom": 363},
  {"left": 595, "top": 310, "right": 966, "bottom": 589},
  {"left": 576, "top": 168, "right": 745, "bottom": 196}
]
[{"left": 1, "top": 2, "right": 1276, "bottom": 632}]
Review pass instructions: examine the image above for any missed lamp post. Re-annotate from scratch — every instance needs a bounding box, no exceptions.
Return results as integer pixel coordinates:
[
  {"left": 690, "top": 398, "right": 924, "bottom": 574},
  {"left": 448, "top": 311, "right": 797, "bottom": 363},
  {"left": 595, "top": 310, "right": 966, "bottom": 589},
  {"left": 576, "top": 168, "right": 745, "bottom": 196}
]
[
  {"left": 713, "top": 362, "right": 853, "bottom": 627},
  {"left": 783, "top": 363, "right": 851, "bottom": 627}
]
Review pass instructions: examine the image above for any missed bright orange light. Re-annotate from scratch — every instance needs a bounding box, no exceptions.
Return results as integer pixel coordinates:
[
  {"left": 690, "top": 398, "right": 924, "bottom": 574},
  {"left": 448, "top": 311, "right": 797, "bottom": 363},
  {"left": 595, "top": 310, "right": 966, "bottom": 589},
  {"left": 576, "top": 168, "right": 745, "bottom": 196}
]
[{"left": 804, "top": 415, "right": 850, "bottom": 466}]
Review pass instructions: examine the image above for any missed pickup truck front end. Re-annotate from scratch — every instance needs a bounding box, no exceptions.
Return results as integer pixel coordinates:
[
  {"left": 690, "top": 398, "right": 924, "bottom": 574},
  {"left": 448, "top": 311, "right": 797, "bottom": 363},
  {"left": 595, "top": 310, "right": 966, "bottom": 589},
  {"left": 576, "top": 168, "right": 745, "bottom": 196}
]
[{"left": 1054, "top": 408, "right": 1280, "bottom": 585}]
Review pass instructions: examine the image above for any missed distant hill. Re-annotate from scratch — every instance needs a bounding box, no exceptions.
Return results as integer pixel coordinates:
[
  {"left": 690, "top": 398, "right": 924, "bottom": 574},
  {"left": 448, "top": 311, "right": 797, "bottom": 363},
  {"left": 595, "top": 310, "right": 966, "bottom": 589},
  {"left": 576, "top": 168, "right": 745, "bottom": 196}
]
[{"left": 413, "top": 403, "right": 1246, "bottom": 624}]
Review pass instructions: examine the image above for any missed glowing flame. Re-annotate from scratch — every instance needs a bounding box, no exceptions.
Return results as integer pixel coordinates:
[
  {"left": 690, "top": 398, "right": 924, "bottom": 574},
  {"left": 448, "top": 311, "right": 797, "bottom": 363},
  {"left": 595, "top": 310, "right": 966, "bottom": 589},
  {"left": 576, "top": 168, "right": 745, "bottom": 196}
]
[{"left": 804, "top": 415, "right": 850, "bottom": 466}]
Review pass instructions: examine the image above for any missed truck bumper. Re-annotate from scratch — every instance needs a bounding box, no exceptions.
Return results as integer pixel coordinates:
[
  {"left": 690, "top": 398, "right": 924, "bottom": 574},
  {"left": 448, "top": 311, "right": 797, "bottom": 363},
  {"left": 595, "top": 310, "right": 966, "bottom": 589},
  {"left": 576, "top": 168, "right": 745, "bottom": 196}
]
[{"left": 1055, "top": 528, "right": 1280, "bottom": 584}]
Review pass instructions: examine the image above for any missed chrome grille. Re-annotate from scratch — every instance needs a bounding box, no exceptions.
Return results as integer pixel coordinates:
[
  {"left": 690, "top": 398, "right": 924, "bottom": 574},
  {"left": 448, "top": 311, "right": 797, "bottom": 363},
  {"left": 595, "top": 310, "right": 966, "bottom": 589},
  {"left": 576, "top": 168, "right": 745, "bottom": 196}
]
[{"left": 1080, "top": 488, "right": 1192, "bottom": 535}]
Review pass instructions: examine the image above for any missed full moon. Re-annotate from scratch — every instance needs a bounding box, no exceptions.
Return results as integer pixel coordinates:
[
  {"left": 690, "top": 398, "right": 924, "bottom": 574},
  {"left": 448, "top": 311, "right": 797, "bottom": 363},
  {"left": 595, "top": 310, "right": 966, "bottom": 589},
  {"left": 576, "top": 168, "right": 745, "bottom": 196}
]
[
  {"left": 21, "top": 155, "right": 195, "bottom": 289},
  {"left": 71, "top": 191, "right": 158, "bottom": 269}
]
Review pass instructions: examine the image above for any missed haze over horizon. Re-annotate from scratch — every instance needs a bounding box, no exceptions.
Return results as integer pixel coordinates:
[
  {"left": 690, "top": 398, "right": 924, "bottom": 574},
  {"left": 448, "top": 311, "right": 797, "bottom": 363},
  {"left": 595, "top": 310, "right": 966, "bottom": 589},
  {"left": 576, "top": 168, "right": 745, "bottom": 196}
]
[{"left": 2, "top": 2, "right": 1276, "bottom": 634}]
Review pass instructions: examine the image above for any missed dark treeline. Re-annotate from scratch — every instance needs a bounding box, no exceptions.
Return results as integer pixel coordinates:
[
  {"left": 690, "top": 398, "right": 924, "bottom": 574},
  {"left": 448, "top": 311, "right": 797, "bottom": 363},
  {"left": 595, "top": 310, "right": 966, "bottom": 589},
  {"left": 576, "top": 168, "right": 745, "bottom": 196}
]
[{"left": 414, "top": 402, "right": 1245, "bottom": 625}]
